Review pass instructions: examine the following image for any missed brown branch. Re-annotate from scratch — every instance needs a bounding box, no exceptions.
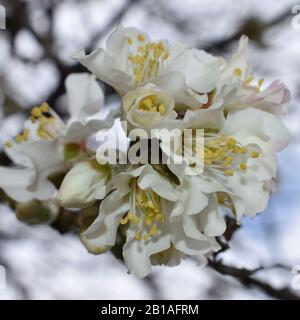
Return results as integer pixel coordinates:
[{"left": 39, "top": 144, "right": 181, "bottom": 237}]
[{"left": 208, "top": 259, "right": 300, "bottom": 300}]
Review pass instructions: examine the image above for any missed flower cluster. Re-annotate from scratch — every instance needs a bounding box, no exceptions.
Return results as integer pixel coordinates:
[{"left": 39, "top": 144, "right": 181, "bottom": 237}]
[{"left": 0, "top": 25, "right": 290, "bottom": 277}]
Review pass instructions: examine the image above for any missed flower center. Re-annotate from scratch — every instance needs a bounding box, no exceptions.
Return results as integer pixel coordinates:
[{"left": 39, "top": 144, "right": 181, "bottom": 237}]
[
  {"left": 30, "top": 103, "right": 58, "bottom": 140},
  {"left": 201, "top": 134, "right": 260, "bottom": 176},
  {"left": 121, "top": 179, "right": 165, "bottom": 241},
  {"left": 128, "top": 37, "right": 169, "bottom": 86},
  {"left": 234, "top": 68, "right": 264, "bottom": 92},
  {"left": 4, "top": 103, "right": 59, "bottom": 146},
  {"left": 138, "top": 95, "right": 166, "bottom": 115}
]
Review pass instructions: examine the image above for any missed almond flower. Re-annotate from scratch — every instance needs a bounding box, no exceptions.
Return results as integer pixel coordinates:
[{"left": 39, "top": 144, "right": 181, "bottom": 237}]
[
  {"left": 74, "top": 24, "right": 221, "bottom": 108},
  {"left": 0, "top": 24, "right": 291, "bottom": 278},
  {"left": 0, "top": 73, "right": 115, "bottom": 202},
  {"left": 80, "top": 164, "right": 220, "bottom": 277},
  {"left": 122, "top": 84, "right": 178, "bottom": 133},
  {"left": 167, "top": 107, "right": 290, "bottom": 224}
]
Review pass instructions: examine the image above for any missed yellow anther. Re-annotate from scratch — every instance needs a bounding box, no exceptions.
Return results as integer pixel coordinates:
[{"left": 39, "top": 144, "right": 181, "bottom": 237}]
[
  {"left": 31, "top": 107, "right": 42, "bottom": 118},
  {"left": 222, "top": 156, "right": 233, "bottom": 167},
  {"left": 146, "top": 201, "right": 155, "bottom": 209},
  {"left": 150, "top": 226, "right": 158, "bottom": 235},
  {"left": 148, "top": 95, "right": 157, "bottom": 104},
  {"left": 244, "top": 75, "right": 254, "bottom": 85},
  {"left": 15, "top": 134, "right": 23, "bottom": 143},
  {"left": 158, "top": 104, "right": 166, "bottom": 116},
  {"left": 37, "top": 126, "right": 52, "bottom": 140},
  {"left": 163, "top": 51, "right": 169, "bottom": 60},
  {"left": 143, "top": 234, "right": 151, "bottom": 241},
  {"left": 31, "top": 103, "right": 49, "bottom": 118},
  {"left": 22, "top": 129, "right": 29, "bottom": 141},
  {"left": 232, "top": 146, "right": 241, "bottom": 154},
  {"left": 40, "top": 102, "right": 49, "bottom": 113},
  {"left": 127, "top": 37, "right": 132, "bottom": 45},
  {"left": 251, "top": 151, "right": 260, "bottom": 158},
  {"left": 224, "top": 169, "right": 234, "bottom": 176},
  {"left": 132, "top": 215, "right": 140, "bottom": 225},
  {"left": 144, "top": 218, "right": 152, "bottom": 226},
  {"left": 234, "top": 68, "right": 242, "bottom": 77},
  {"left": 258, "top": 78, "right": 264, "bottom": 87},
  {"left": 4, "top": 140, "right": 13, "bottom": 148},
  {"left": 120, "top": 216, "right": 129, "bottom": 225},
  {"left": 227, "top": 137, "right": 237, "bottom": 145},
  {"left": 128, "top": 40, "right": 169, "bottom": 84},
  {"left": 139, "top": 95, "right": 165, "bottom": 115},
  {"left": 127, "top": 212, "right": 134, "bottom": 220},
  {"left": 240, "top": 146, "right": 248, "bottom": 154},
  {"left": 137, "top": 34, "right": 145, "bottom": 42},
  {"left": 155, "top": 214, "right": 164, "bottom": 222},
  {"left": 240, "top": 163, "right": 247, "bottom": 170},
  {"left": 135, "top": 232, "right": 142, "bottom": 241}
]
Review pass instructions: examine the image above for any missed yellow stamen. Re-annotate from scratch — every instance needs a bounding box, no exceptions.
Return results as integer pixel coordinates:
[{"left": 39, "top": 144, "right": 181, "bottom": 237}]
[
  {"left": 15, "top": 134, "right": 23, "bottom": 143},
  {"left": 244, "top": 75, "right": 254, "bottom": 85},
  {"left": 137, "top": 34, "right": 145, "bottom": 42},
  {"left": 135, "top": 232, "right": 142, "bottom": 241},
  {"left": 258, "top": 78, "right": 264, "bottom": 88},
  {"left": 158, "top": 104, "right": 166, "bottom": 116},
  {"left": 224, "top": 169, "right": 234, "bottom": 176},
  {"left": 4, "top": 140, "right": 13, "bottom": 148},
  {"left": 234, "top": 68, "right": 242, "bottom": 77},
  {"left": 127, "top": 37, "right": 132, "bottom": 45},
  {"left": 240, "top": 146, "right": 248, "bottom": 154},
  {"left": 128, "top": 40, "right": 169, "bottom": 84},
  {"left": 251, "top": 151, "right": 260, "bottom": 158},
  {"left": 240, "top": 163, "right": 247, "bottom": 170}
]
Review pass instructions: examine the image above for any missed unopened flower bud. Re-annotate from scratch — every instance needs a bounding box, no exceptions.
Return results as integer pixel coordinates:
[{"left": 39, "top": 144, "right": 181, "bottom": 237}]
[
  {"left": 56, "top": 160, "right": 111, "bottom": 208},
  {"left": 16, "top": 200, "right": 59, "bottom": 225}
]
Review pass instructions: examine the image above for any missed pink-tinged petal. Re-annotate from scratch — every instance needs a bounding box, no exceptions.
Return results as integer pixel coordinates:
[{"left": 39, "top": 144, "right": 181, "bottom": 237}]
[{"left": 241, "top": 81, "right": 291, "bottom": 116}]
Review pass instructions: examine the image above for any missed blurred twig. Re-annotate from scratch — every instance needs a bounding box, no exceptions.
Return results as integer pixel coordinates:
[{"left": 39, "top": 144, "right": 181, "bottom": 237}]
[
  {"left": 208, "top": 259, "right": 300, "bottom": 300},
  {"left": 202, "top": 9, "right": 291, "bottom": 52}
]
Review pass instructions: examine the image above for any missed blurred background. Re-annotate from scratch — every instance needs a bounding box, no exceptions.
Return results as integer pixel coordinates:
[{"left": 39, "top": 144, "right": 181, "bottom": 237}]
[{"left": 0, "top": 0, "right": 299, "bottom": 299}]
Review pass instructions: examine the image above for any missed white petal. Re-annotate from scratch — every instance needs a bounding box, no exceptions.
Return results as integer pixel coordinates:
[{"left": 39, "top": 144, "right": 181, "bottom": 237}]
[
  {"left": 65, "top": 73, "right": 104, "bottom": 124},
  {"left": 81, "top": 190, "right": 129, "bottom": 253},
  {"left": 172, "top": 224, "right": 215, "bottom": 256},
  {"left": 171, "top": 176, "right": 208, "bottom": 217},
  {"left": 0, "top": 167, "right": 36, "bottom": 202},
  {"left": 56, "top": 161, "right": 110, "bottom": 208},
  {"left": 123, "top": 227, "right": 171, "bottom": 277},
  {"left": 225, "top": 172, "right": 270, "bottom": 221},
  {"left": 21, "top": 140, "right": 65, "bottom": 200},
  {"left": 137, "top": 165, "right": 178, "bottom": 201},
  {"left": 154, "top": 71, "right": 208, "bottom": 107},
  {"left": 167, "top": 49, "right": 220, "bottom": 93},
  {"left": 183, "top": 107, "right": 225, "bottom": 130},
  {"left": 221, "top": 35, "right": 249, "bottom": 80},
  {"left": 63, "top": 109, "right": 119, "bottom": 142},
  {"left": 198, "top": 195, "right": 226, "bottom": 236},
  {"left": 73, "top": 48, "right": 133, "bottom": 95},
  {"left": 221, "top": 108, "right": 291, "bottom": 153}
]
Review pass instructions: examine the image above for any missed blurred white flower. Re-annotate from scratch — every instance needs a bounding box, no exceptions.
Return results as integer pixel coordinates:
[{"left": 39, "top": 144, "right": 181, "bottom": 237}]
[{"left": 0, "top": 73, "right": 115, "bottom": 202}]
